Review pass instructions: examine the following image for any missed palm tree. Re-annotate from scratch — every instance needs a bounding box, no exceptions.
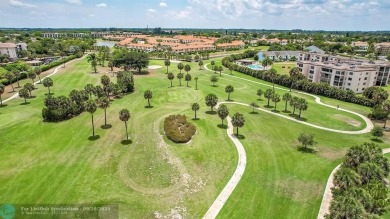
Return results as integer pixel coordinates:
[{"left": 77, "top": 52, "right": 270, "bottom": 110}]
[
  {"left": 191, "top": 103, "right": 200, "bottom": 119},
  {"left": 194, "top": 77, "right": 199, "bottom": 90},
  {"left": 13, "top": 70, "right": 21, "bottom": 87},
  {"left": 210, "top": 75, "right": 218, "bottom": 86},
  {"left": 382, "top": 100, "right": 390, "bottom": 128},
  {"left": 198, "top": 60, "right": 204, "bottom": 70},
  {"left": 87, "top": 53, "right": 98, "bottom": 73},
  {"left": 101, "top": 75, "right": 110, "bottom": 87},
  {"left": 84, "top": 84, "right": 95, "bottom": 99},
  {"left": 164, "top": 59, "right": 170, "bottom": 74},
  {"left": 217, "top": 104, "right": 229, "bottom": 125},
  {"left": 257, "top": 89, "right": 264, "bottom": 100},
  {"left": 35, "top": 67, "right": 43, "bottom": 84},
  {"left": 85, "top": 100, "right": 97, "bottom": 136},
  {"left": 184, "top": 64, "right": 191, "bottom": 74},
  {"left": 268, "top": 68, "right": 277, "bottom": 90},
  {"left": 334, "top": 168, "right": 361, "bottom": 190},
  {"left": 108, "top": 58, "right": 114, "bottom": 76},
  {"left": 19, "top": 88, "right": 29, "bottom": 103},
  {"left": 211, "top": 60, "right": 215, "bottom": 71},
  {"left": 250, "top": 102, "right": 259, "bottom": 113},
  {"left": 213, "top": 65, "right": 219, "bottom": 73},
  {"left": 225, "top": 85, "right": 234, "bottom": 101},
  {"left": 0, "top": 83, "right": 4, "bottom": 106},
  {"left": 28, "top": 72, "right": 36, "bottom": 84},
  {"left": 231, "top": 112, "right": 245, "bottom": 136},
  {"left": 43, "top": 78, "right": 53, "bottom": 95},
  {"left": 4, "top": 72, "right": 15, "bottom": 92},
  {"left": 205, "top": 93, "right": 218, "bottom": 112},
  {"left": 296, "top": 98, "right": 308, "bottom": 119},
  {"left": 290, "top": 96, "right": 299, "bottom": 115},
  {"left": 177, "top": 73, "right": 184, "bottom": 86},
  {"left": 271, "top": 93, "right": 281, "bottom": 111},
  {"left": 24, "top": 83, "right": 34, "bottom": 96},
  {"left": 177, "top": 63, "right": 184, "bottom": 73},
  {"left": 282, "top": 93, "right": 292, "bottom": 112},
  {"left": 262, "top": 57, "right": 273, "bottom": 68},
  {"left": 185, "top": 74, "right": 192, "bottom": 87},
  {"left": 144, "top": 90, "right": 153, "bottom": 108},
  {"left": 97, "top": 97, "right": 110, "bottom": 126},
  {"left": 167, "top": 73, "right": 175, "bottom": 87},
  {"left": 289, "top": 67, "right": 301, "bottom": 91},
  {"left": 218, "top": 66, "right": 223, "bottom": 76},
  {"left": 264, "top": 89, "right": 274, "bottom": 107},
  {"left": 229, "top": 65, "right": 234, "bottom": 75},
  {"left": 119, "top": 109, "right": 131, "bottom": 140}
]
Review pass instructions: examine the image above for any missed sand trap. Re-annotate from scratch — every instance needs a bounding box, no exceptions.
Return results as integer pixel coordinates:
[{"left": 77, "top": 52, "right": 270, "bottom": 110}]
[{"left": 148, "top": 65, "right": 163, "bottom": 70}]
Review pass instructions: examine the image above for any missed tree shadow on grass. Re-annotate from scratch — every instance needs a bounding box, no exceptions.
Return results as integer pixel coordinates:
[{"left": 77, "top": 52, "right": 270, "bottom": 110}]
[
  {"left": 121, "top": 139, "right": 133, "bottom": 145},
  {"left": 45, "top": 93, "right": 55, "bottom": 96},
  {"left": 8, "top": 91, "right": 15, "bottom": 94},
  {"left": 211, "top": 85, "right": 218, "bottom": 87},
  {"left": 101, "top": 124, "right": 112, "bottom": 129},
  {"left": 20, "top": 102, "right": 30, "bottom": 105},
  {"left": 263, "top": 105, "right": 273, "bottom": 109},
  {"left": 206, "top": 111, "right": 217, "bottom": 115},
  {"left": 192, "top": 118, "right": 200, "bottom": 121},
  {"left": 217, "top": 124, "right": 228, "bottom": 129},
  {"left": 298, "top": 146, "right": 317, "bottom": 153},
  {"left": 272, "top": 110, "right": 280, "bottom": 113},
  {"left": 88, "top": 135, "right": 100, "bottom": 141},
  {"left": 0, "top": 104, "right": 8, "bottom": 108},
  {"left": 283, "top": 110, "right": 291, "bottom": 114},
  {"left": 28, "top": 96, "right": 37, "bottom": 99},
  {"left": 235, "top": 134, "right": 245, "bottom": 140},
  {"left": 144, "top": 106, "right": 154, "bottom": 109},
  {"left": 371, "top": 138, "right": 383, "bottom": 143},
  {"left": 225, "top": 99, "right": 234, "bottom": 102},
  {"left": 249, "top": 111, "right": 259, "bottom": 114},
  {"left": 257, "top": 99, "right": 263, "bottom": 101}
]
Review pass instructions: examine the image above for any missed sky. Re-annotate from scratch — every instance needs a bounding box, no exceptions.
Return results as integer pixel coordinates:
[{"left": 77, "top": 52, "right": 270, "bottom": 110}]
[{"left": 0, "top": 0, "right": 389, "bottom": 31}]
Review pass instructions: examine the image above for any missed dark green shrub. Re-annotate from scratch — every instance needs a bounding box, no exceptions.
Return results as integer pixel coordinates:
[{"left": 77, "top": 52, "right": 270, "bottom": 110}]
[{"left": 164, "top": 115, "right": 196, "bottom": 143}]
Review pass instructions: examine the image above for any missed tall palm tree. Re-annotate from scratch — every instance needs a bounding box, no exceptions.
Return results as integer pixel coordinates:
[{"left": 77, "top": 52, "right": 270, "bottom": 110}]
[
  {"left": 87, "top": 53, "right": 98, "bottom": 73},
  {"left": 19, "top": 88, "right": 29, "bottom": 104},
  {"left": 184, "top": 64, "right": 191, "bottom": 74},
  {"left": 290, "top": 96, "right": 299, "bottom": 115},
  {"left": 257, "top": 89, "right": 264, "bottom": 100},
  {"left": 4, "top": 72, "right": 15, "bottom": 92},
  {"left": 271, "top": 93, "right": 281, "bottom": 111},
  {"left": 250, "top": 102, "right": 259, "bottom": 113},
  {"left": 333, "top": 168, "right": 361, "bottom": 190},
  {"left": 211, "top": 60, "right": 215, "bottom": 71},
  {"left": 231, "top": 112, "right": 245, "bottom": 136},
  {"left": 225, "top": 85, "right": 234, "bottom": 101},
  {"left": 84, "top": 84, "right": 95, "bottom": 99},
  {"left": 144, "top": 90, "right": 153, "bottom": 108},
  {"left": 217, "top": 104, "right": 229, "bottom": 125},
  {"left": 85, "top": 100, "right": 97, "bottom": 136},
  {"left": 268, "top": 68, "right": 277, "bottom": 90},
  {"left": 282, "top": 93, "right": 292, "bottom": 112},
  {"left": 296, "top": 98, "right": 308, "bottom": 119},
  {"left": 13, "top": 70, "right": 21, "bottom": 88},
  {"left": 164, "top": 59, "right": 170, "bottom": 74},
  {"left": 0, "top": 83, "right": 4, "bottom": 106},
  {"left": 185, "top": 73, "right": 192, "bottom": 87},
  {"left": 177, "top": 73, "right": 184, "bottom": 86},
  {"left": 194, "top": 77, "right": 199, "bottom": 90},
  {"left": 229, "top": 65, "right": 234, "bottom": 75},
  {"left": 262, "top": 57, "right": 273, "bottom": 68},
  {"left": 119, "top": 109, "right": 131, "bottom": 140},
  {"left": 43, "top": 77, "right": 53, "bottom": 95},
  {"left": 205, "top": 93, "right": 218, "bottom": 112},
  {"left": 210, "top": 75, "right": 218, "bottom": 86},
  {"left": 167, "top": 73, "right": 175, "bottom": 87},
  {"left": 289, "top": 67, "right": 301, "bottom": 92},
  {"left": 264, "top": 89, "right": 274, "bottom": 107},
  {"left": 218, "top": 66, "right": 223, "bottom": 76},
  {"left": 198, "top": 60, "right": 204, "bottom": 70},
  {"left": 28, "top": 72, "right": 36, "bottom": 84},
  {"left": 177, "top": 63, "right": 184, "bottom": 73},
  {"left": 97, "top": 97, "right": 110, "bottom": 126},
  {"left": 382, "top": 100, "right": 390, "bottom": 128},
  {"left": 191, "top": 103, "right": 200, "bottom": 119}
]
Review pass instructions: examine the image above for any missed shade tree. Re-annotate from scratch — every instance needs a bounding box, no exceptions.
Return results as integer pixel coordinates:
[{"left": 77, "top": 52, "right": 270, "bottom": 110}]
[{"left": 217, "top": 104, "right": 229, "bottom": 125}]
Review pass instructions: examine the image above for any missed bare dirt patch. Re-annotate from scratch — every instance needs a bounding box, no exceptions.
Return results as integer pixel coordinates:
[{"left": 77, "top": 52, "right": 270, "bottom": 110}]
[{"left": 334, "top": 114, "right": 361, "bottom": 127}]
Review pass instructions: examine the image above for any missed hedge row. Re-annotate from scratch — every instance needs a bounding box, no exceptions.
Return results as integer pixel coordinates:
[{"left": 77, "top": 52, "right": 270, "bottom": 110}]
[
  {"left": 222, "top": 51, "right": 377, "bottom": 107},
  {"left": 164, "top": 115, "right": 196, "bottom": 143}
]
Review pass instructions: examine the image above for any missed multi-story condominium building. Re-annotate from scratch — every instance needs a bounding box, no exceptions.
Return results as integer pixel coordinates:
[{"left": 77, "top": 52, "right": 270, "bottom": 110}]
[
  {"left": 0, "top": 43, "right": 18, "bottom": 60},
  {"left": 352, "top": 41, "right": 369, "bottom": 51},
  {"left": 376, "top": 42, "right": 390, "bottom": 56},
  {"left": 264, "top": 51, "right": 299, "bottom": 61},
  {"left": 297, "top": 52, "right": 390, "bottom": 93}
]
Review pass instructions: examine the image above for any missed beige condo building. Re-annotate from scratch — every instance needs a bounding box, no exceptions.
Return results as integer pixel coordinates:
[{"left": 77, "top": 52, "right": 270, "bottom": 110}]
[{"left": 297, "top": 52, "right": 390, "bottom": 93}]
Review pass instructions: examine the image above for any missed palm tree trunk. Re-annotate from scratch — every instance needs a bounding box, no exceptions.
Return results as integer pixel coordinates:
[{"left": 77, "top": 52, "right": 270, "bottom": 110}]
[
  {"left": 24, "top": 97, "right": 26, "bottom": 103},
  {"left": 194, "top": 110, "right": 197, "bottom": 119},
  {"left": 91, "top": 113, "right": 95, "bottom": 136},
  {"left": 195, "top": 81, "right": 198, "bottom": 90},
  {"left": 228, "top": 93, "right": 230, "bottom": 101},
  {"left": 285, "top": 101, "right": 288, "bottom": 112},
  {"left": 267, "top": 98, "right": 270, "bottom": 106},
  {"left": 236, "top": 127, "right": 239, "bottom": 136},
  {"left": 187, "top": 81, "right": 189, "bottom": 87},
  {"left": 299, "top": 109, "right": 302, "bottom": 119},
  {"left": 290, "top": 83, "right": 293, "bottom": 92},
  {"left": 48, "top": 87, "right": 51, "bottom": 94},
  {"left": 211, "top": 106, "right": 213, "bottom": 112},
  {"left": 274, "top": 102, "right": 277, "bottom": 111},
  {"left": 179, "top": 79, "right": 181, "bottom": 86},
  {"left": 17, "top": 80, "right": 20, "bottom": 88},
  {"left": 39, "top": 76, "right": 42, "bottom": 84},
  {"left": 125, "top": 121, "right": 128, "bottom": 140},
  {"left": 293, "top": 106, "right": 296, "bottom": 115},
  {"left": 166, "top": 66, "right": 168, "bottom": 74},
  {"left": 170, "top": 80, "right": 173, "bottom": 87},
  {"left": 222, "top": 119, "right": 224, "bottom": 126},
  {"left": 11, "top": 83, "right": 14, "bottom": 92},
  {"left": 148, "top": 98, "right": 150, "bottom": 107},
  {"left": 0, "top": 95, "right": 2, "bottom": 106},
  {"left": 384, "top": 118, "right": 387, "bottom": 129},
  {"left": 104, "top": 108, "right": 107, "bottom": 125}
]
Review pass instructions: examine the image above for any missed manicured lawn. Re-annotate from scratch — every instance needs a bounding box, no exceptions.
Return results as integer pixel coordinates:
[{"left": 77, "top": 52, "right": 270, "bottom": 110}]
[
  {"left": 0, "top": 56, "right": 385, "bottom": 218},
  {"left": 272, "top": 62, "right": 297, "bottom": 75}
]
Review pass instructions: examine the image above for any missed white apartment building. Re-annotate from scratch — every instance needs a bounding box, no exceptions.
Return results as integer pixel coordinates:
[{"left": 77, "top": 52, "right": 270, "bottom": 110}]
[
  {"left": 0, "top": 43, "right": 18, "bottom": 61},
  {"left": 297, "top": 52, "right": 390, "bottom": 93}
]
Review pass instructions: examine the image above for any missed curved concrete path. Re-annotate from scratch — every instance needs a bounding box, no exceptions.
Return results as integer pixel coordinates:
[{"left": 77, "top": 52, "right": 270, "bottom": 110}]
[
  {"left": 202, "top": 116, "right": 247, "bottom": 219},
  {"left": 204, "top": 64, "right": 373, "bottom": 134},
  {"left": 3, "top": 54, "right": 88, "bottom": 104},
  {"left": 318, "top": 148, "right": 390, "bottom": 219}
]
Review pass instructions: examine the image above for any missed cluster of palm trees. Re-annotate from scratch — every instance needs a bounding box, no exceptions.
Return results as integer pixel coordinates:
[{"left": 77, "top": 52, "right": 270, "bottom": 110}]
[
  {"left": 87, "top": 46, "right": 111, "bottom": 73},
  {"left": 150, "top": 51, "right": 210, "bottom": 62},
  {"left": 257, "top": 88, "right": 308, "bottom": 119},
  {"left": 166, "top": 62, "right": 198, "bottom": 88},
  {"left": 328, "top": 143, "right": 390, "bottom": 218}
]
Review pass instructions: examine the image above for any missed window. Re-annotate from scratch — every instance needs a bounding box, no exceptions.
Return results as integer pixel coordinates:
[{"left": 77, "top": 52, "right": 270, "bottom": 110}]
[
  {"left": 348, "top": 78, "right": 352, "bottom": 81},
  {"left": 347, "top": 83, "right": 351, "bottom": 86},
  {"left": 349, "top": 72, "right": 353, "bottom": 75},
  {"left": 364, "top": 77, "right": 367, "bottom": 80}
]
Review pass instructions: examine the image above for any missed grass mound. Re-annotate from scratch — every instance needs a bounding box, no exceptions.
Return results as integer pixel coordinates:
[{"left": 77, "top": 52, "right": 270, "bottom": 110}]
[{"left": 164, "top": 115, "right": 196, "bottom": 143}]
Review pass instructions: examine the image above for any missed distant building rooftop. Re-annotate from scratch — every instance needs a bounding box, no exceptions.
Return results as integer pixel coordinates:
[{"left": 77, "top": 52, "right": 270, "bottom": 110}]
[{"left": 305, "top": 45, "right": 325, "bottom": 54}]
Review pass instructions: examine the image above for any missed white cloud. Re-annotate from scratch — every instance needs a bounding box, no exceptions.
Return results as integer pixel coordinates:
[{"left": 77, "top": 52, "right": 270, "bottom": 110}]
[
  {"left": 159, "top": 2, "right": 168, "bottom": 7},
  {"left": 65, "top": 0, "right": 82, "bottom": 5},
  {"left": 89, "top": 14, "right": 96, "bottom": 17},
  {"left": 96, "top": 3, "right": 107, "bottom": 7},
  {"left": 9, "top": 0, "right": 36, "bottom": 8},
  {"left": 147, "top": 8, "right": 157, "bottom": 13}
]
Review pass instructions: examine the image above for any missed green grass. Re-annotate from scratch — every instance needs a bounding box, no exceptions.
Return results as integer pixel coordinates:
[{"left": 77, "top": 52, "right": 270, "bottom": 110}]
[
  {"left": 0, "top": 56, "right": 386, "bottom": 218},
  {"left": 272, "top": 62, "right": 297, "bottom": 75}
]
